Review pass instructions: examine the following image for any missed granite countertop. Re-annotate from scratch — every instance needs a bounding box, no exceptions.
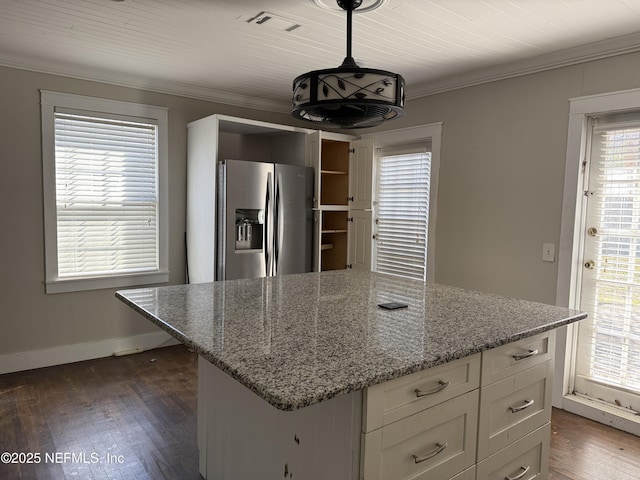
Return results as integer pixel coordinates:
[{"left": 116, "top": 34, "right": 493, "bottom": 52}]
[{"left": 116, "top": 270, "right": 586, "bottom": 411}]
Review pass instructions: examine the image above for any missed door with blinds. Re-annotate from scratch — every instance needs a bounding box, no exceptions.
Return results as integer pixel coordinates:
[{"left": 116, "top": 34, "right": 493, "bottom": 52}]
[
  {"left": 575, "top": 113, "right": 640, "bottom": 410},
  {"left": 373, "top": 143, "right": 431, "bottom": 281}
]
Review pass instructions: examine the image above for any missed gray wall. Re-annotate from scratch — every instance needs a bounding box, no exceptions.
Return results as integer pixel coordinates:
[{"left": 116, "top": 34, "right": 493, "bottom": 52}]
[
  {"left": 370, "top": 52, "right": 640, "bottom": 304},
  {"left": 0, "top": 65, "right": 299, "bottom": 357},
  {"left": 2, "top": 50, "right": 640, "bottom": 360}
]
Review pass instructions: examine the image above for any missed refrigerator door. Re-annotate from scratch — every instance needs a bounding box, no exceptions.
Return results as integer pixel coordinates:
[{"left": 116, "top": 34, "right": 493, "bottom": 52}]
[
  {"left": 273, "top": 164, "right": 314, "bottom": 275},
  {"left": 217, "top": 160, "right": 273, "bottom": 281}
]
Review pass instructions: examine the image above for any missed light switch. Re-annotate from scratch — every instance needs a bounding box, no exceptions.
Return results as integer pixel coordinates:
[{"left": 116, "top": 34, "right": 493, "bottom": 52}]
[{"left": 542, "top": 243, "right": 555, "bottom": 262}]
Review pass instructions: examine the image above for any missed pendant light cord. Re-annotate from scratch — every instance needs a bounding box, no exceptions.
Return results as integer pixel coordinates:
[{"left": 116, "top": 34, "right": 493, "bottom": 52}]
[
  {"left": 346, "top": 6, "right": 353, "bottom": 60},
  {"left": 340, "top": 1, "right": 358, "bottom": 68}
]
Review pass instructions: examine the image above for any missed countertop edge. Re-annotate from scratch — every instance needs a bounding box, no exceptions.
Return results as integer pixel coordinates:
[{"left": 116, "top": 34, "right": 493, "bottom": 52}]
[{"left": 116, "top": 291, "right": 586, "bottom": 411}]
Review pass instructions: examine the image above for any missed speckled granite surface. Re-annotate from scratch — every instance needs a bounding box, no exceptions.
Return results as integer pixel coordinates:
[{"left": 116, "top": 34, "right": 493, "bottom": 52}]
[{"left": 116, "top": 270, "right": 586, "bottom": 411}]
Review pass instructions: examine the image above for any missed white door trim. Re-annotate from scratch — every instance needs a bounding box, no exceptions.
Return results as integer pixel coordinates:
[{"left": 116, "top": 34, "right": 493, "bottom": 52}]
[{"left": 556, "top": 87, "right": 640, "bottom": 435}]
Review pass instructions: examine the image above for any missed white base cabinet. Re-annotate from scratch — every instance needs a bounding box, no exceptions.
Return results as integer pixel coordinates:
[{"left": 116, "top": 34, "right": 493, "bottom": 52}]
[
  {"left": 361, "top": 390, "right": 479, "bottom": 480},
  {"left": 197, "top": 331, "right": 556, "bottom": 480},
  {"left": 360, "top": 330, "right": 555, "bottom": 480},
  {"left": 198, "top": 357, "right": 362, "bottom": 480},
  {"left": 476, "top": 423, "right": 550, "bottom": 480}
]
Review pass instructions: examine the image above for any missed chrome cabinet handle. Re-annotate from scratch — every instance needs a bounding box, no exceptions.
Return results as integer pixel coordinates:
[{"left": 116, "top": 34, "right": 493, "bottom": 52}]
[
  {"left": 509, "top": 399, "right": 535, "bottom": 413},
  {"left": 505, "top": 465, "right": 530, "bottom": 480},
  {"left": 512, "top": 348, "right": 539, "bottom": 361},
  {"left": 414, "top": 380, "right": 450, "bottom": 397},
  {"left": 412, "top": 442, "right": 447, "bottom": 464}
]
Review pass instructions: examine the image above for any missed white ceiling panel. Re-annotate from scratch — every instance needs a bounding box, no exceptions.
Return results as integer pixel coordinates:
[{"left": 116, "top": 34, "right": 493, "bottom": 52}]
[{"left": 1, "top": 0, "right": 640, "bottom": 112}]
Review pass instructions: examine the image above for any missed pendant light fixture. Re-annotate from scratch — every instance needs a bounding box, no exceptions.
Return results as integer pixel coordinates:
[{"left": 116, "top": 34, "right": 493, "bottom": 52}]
[{"left": 291, "top": 0, "right": 405, "bottom": 129}]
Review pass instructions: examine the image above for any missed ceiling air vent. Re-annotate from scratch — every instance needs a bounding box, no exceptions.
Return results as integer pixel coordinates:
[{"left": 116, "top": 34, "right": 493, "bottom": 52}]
[{"left": 245, "top": 12, "right": 302, "bottom": 32}]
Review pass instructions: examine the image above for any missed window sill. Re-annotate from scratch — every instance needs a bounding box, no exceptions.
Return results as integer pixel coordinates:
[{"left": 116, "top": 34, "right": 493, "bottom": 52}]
[{"left": 45, "top": 271, "right": 170, "bottom": 294}]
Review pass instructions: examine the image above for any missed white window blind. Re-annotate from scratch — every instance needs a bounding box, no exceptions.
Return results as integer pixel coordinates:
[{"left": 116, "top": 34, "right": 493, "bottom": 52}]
[
  {"left": 54, "top": 111, "right": 159, "bottom": 278},
  {"left": 374, "top": 144, "right": 431, "bottom": 281},
  {"left": 577, "top": 116, "right": 640, "bottom": 396}
]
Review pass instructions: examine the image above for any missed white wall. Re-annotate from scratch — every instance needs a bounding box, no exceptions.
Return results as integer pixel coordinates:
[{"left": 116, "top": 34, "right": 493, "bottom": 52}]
[{"left": 0, "top": 66, "right": 301, "bottom": 370}]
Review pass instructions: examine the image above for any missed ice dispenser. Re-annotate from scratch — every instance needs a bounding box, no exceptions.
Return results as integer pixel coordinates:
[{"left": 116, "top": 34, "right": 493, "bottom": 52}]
[{"left": 235, "top": 209, "right": 264, "bottom": 251}]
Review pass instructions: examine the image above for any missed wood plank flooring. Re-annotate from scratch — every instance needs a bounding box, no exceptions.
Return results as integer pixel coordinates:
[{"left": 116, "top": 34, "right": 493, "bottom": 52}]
[
  {"left": 0, "top": 345, "right": 200, "bottom": 480},
  {"left": 549, "top": 407, "right": 640, "bottom": 480},
  {"left": 2, "top": 344, "right": 640, "bottom": 479}
]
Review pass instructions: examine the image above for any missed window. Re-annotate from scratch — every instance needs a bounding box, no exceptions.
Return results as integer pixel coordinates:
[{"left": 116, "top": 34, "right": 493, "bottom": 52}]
[
  {"left": 374, "top": 144, "right": 432, "bottom": 281},
  {"left": 367, "top": 123, "right": 441, "bottom": 283},
  {"left": 41, "top": 91, "right": 168, "bottom": 293}
]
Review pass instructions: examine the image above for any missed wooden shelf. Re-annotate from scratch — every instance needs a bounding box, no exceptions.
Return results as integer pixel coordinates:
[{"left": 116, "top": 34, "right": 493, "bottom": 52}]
[
  {"left": 322, "top": 229, "right": 348, "bottom": 234},
  {"left": 321, "top": 169, "right": 348, "bottom": 175},
  {"left": 319, "top": 205, "right": 349, "bottom": 211},
  {"left": 321, "top": 244, "right": 334, "bottom": 251}
]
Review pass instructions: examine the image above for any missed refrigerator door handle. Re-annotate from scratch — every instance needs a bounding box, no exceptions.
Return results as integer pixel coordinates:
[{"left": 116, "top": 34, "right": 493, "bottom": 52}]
[
  {"left": 274, "top": 174, "right": 282, "bottom": 275},
  {"left": 265, "top": 172, "right": 272, "bottom": 276}
]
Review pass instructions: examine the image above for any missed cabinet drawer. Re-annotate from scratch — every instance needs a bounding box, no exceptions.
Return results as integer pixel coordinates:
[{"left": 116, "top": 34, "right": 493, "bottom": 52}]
[
  {"left": 363, "top": 354, "right": 480, "bottom": 432},
  {"left": 481, "top": 331, "right": 555, "bottom": 386},
  {"left": 477, "top": 361, "right": 553, "bottom": 460},
  {"left": 449, "top": 466, "right": 475, "bottom": 480},
  {"left": 361, "top": 390, "right": 478, "bottom": 480},
  {"left": 476, "top": 423, "right": 550, "bottom": 480}
]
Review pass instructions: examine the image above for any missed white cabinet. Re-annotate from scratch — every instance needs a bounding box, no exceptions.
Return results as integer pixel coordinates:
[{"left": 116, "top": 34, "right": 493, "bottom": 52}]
[
  {"left": 187, "top": 114, "right": 310, "bottom": 284},
  {"left": 198, "top": 357, "right": 362, "bottom": 480},
  {"left": 348, "top": 209, "right": 372, "bottom": 272},
  {"left": 481, "top": 331, "right": 555, "bottom": 385},
  {"left": 349, "top": 138, "right": 374, "bottom": 209},
  {"left": 362, "top": 354, "right": 481, "bottom": 432},
  {"left": 476, "top": 423, "right": 550, "bottom": 480},
  {"left": 309, "top": 132, "right": 374, "bottom": 272},
  {"left": 361, "top": 355, "right": 481, "bottom": 480},
  {"left": 477, "top": 330, "right": 555, "bottom": 479},
  {"left": 360, "top": 331, "right": 556, "bottom": 480},
  {"left": 361, "top": 390, "right": 479, "bottom": 480},
  {"left": 187, "top": 114, "right": 374, "bottom": 282},
  {"left": 477, "top": 360, "right": 553, "bottom": 460}
]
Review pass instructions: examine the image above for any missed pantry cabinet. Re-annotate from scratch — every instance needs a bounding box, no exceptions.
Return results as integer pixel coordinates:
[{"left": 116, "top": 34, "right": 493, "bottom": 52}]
[
  {"left": 187, "top": 114, "right": 375, "bottom": 283},
  {"left": 309, "top": 131, "right": 374, "bottom": 272}
]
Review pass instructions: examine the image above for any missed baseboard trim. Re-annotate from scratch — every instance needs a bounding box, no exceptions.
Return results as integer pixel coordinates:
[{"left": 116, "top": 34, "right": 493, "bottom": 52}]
[
  {"left": 0, "top": 331, "right": 179, "bottom": 375},
  {"left": 561, "top": 393, "right": 640, "bottom": 437}
]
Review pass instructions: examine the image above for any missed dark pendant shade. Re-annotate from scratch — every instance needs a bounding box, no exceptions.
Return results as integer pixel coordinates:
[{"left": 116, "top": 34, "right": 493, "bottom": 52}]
[{"left": 291, "top": 0, "right": 405, "bottom": 129}]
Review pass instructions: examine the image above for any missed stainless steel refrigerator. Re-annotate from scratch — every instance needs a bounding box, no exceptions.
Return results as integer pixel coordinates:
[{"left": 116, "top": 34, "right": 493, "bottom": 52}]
[{"left": 217, "top": 159, "right": 314, "bottom": 280}]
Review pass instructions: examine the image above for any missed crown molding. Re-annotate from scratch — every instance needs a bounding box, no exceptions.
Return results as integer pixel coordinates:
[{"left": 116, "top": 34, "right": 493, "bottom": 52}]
[
  {"left": 3, "top": 30, "right": 640, "bottom": 114},
  {"left": 0, "top": 58, "right": 291, "bottom": 114},
  {"left": 407, "top": 31, "right": 640, "bottom": 100}
]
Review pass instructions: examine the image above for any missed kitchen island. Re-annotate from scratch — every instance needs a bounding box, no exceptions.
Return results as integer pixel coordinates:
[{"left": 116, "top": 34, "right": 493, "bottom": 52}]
[{"left": 116, "top": 270, "right": 586, "bottom": 480}]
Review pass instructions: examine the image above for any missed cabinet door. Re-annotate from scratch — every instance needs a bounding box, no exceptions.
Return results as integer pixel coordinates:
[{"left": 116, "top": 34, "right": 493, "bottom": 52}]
[
  {"left": 348, "top": 209, "right": 372, "bottom": 272},
  {"left": 477, "top": 360, "right": 553, "bottom": 460},
  {"left": 361, "top": 390, "right": 478, "bottom": 480},
  {"left": 349, "top": 138, "right": 374, "bottom": 209},
  {"left": 481, "top": 330, "right": 555, "bottom": 386},
  {"left": 476, "top": 423, "right": 550, "bottom": 480},
  {"left": 363, "top": 354, "right": 481, "bottom": 433},
  {"left": 308, "top": 131, "right": 321, "bottom": 209}
]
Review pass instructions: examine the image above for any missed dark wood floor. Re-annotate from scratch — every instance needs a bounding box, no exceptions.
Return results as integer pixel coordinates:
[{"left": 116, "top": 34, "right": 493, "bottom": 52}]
[
  {"left": 549, "top": 407, "right": 640, "bottom": 479},
  {"left": 0, "top": 345, "right": 201, "bottom": 480},
  {"left": 2, "top": 345, "right": 640, "bottom": 479}
]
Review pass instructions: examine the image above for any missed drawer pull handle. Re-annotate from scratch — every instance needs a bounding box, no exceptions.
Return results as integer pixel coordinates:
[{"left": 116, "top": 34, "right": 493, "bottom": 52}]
[
  {"left": 414, "top": 380, "right": 450, "bottom": 397},
  {"left": 505, "top": 465, "right": 530, "bottom": 480},
  {"left": 512, "top": 348, "right": 539, "bottom": 361},
  {"left": 509, "top": 398, "right": 535, "bottom": 413},
  {"left": 412, "top": 442, "right": 448, "bottom": 464}
]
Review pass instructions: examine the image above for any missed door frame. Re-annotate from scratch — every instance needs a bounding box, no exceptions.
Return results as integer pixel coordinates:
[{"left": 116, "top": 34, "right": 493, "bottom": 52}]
[
  {"left": 556, "top": 87, "right": 640, "bottom": 435},
  {"left": 361, "top": 123, "right": 442, "bottom": 283}
]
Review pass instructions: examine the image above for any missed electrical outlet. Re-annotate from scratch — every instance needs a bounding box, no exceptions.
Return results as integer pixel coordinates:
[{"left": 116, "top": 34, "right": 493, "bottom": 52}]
[{"left": 542, "top": 243, "right": 555, "bottom": 262}]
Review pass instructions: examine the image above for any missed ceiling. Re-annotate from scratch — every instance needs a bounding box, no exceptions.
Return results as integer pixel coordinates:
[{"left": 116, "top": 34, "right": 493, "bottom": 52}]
[{"left": 3, "top": 0, "right": 640, "bottom": 113}]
